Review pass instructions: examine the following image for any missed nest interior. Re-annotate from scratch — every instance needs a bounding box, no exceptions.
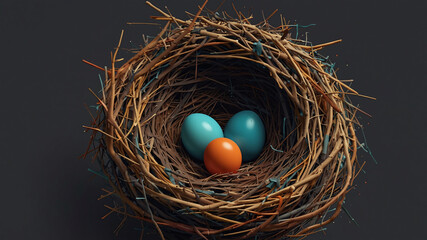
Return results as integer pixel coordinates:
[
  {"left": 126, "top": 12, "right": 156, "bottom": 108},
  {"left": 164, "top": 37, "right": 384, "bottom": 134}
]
[
  {"left": 141, "top": 53, "right": 299, "bottom": 194},
  {"left": 86, "top": 2, "right": 365, "bottom": 239}
]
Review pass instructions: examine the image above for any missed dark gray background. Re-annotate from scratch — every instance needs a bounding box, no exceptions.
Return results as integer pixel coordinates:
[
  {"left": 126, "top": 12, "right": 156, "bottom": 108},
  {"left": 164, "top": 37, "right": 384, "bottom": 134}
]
[{"left": 1, "top": 0, "right": 425, "bottom": 239}]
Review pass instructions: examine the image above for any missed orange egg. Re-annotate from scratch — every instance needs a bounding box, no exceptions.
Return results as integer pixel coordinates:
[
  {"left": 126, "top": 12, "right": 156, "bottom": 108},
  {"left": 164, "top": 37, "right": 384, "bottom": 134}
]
[{"left": 204, "top": 138, "right": 242, "bottom": 174}]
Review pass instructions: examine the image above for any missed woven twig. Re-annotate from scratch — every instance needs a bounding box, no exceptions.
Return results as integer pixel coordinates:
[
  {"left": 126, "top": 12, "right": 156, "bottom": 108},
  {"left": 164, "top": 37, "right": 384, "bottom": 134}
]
[{"left": 84, "top": 1, "right": 368, "bottom": 239}]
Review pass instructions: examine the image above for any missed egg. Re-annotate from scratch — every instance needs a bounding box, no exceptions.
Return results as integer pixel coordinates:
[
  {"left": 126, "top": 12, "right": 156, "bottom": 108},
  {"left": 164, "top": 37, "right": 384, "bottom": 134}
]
[
  {"left": 224, "top": 110, "right": 265, "bottom": 162},
  {"left": 181, "top": 113, "right": 224, "bottom": 161},
  {"left": 204, "top": 138, "right": 242, "bottom": 174}
]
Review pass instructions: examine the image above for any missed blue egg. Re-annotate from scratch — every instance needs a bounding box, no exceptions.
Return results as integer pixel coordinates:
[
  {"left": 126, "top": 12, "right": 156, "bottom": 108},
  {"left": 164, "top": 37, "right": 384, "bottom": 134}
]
[
  {"left": 224, "top": 110, "right": 265, "bottom": 162},
  {"left": 181, "top": 113, "right": 224, "bottom": 161}
]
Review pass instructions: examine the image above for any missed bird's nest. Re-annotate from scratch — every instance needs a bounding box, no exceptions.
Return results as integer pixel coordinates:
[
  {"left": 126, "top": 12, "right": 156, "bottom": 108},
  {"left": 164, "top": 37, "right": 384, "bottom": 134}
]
[{"left": 84, "top": 1, "right": 369, "bottom": 239}]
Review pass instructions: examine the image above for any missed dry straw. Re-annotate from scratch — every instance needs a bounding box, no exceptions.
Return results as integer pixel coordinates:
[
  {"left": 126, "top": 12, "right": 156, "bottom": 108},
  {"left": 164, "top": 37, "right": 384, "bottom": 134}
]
[{"left": 84, "top": 1, "right": 372, "bottom": 239}]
